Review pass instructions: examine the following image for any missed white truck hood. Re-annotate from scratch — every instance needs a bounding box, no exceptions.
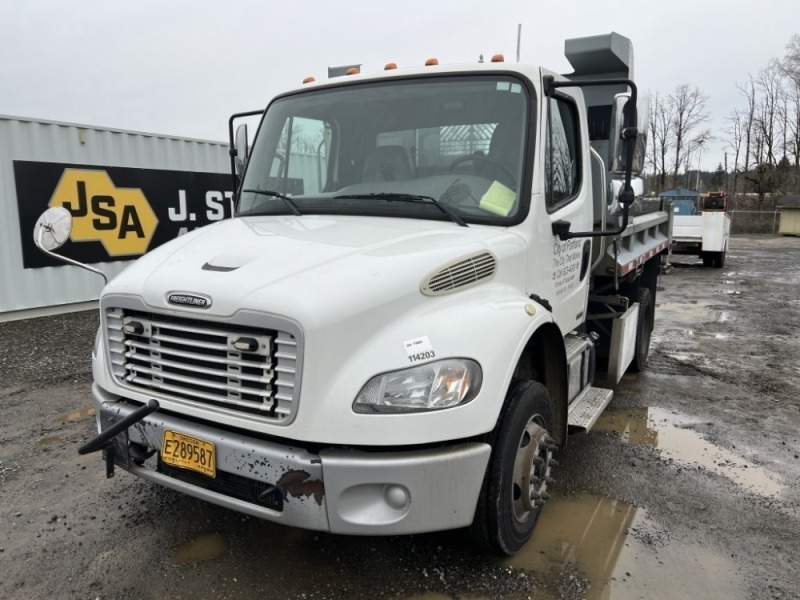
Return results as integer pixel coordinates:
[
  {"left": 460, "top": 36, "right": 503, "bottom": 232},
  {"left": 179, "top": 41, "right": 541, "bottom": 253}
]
[{"left": 105, "top": 215, "right": 523, "bottom": 324}]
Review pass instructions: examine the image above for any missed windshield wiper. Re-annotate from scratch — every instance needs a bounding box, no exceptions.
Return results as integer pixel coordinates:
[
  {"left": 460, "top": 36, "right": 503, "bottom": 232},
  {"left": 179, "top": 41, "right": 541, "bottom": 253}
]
[
  {"left": 333, "top": 192, "right": 467, "bottom": 227},
  {"left": 240, "top": 188, "right": 302, "bottom": 216}
]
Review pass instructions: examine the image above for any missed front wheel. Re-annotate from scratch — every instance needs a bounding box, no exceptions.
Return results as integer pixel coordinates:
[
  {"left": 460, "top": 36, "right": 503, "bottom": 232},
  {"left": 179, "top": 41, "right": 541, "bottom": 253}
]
[{"left": 471, "top": 381, "right": 556, "bottom": 555}]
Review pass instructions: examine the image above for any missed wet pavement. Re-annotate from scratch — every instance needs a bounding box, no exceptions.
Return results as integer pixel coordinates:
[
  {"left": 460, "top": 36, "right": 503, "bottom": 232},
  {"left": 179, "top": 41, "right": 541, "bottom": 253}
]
[{"left": 1, "top": 234, "right": 799, "bottom": 599}]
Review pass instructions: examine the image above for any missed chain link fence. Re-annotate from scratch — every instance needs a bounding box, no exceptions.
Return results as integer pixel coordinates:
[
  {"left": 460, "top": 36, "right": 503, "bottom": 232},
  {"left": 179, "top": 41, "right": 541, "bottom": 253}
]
[
  {"left": 624, "top": 202, "right": 784, "bottom": 234},
  {"left": 729, "top": 210, "right": 783, "bottom": 234}
]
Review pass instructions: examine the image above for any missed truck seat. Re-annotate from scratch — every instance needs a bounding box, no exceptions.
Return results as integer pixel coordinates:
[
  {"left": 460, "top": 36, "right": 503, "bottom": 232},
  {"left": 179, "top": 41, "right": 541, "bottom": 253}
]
[
  {"left": 488, "top": 123, "right": 522, "bottom": 171},
  {"left": 363, "top": 145, "right": 414, "bottom": 182}
]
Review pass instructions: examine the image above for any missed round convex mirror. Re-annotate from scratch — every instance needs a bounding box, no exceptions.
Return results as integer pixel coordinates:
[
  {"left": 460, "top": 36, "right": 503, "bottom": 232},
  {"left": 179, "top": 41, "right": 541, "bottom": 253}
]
[{"left": 33, "top": 206, "right": 73, "bottom": 251}]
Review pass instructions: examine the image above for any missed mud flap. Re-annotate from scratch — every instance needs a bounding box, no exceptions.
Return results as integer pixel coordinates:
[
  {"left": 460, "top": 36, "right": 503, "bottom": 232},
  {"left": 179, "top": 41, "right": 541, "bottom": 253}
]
[{"left": 607, "top": 303, "right": 639, "bottom": 384}]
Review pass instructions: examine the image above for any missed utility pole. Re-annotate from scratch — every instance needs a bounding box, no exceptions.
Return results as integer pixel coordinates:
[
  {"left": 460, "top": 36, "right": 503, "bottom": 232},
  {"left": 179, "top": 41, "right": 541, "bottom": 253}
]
[
  {"left": 695, "top": 143, "right": 703, "bottom": 191},
  {"left": 724, "top": 152, "right": 728, "bottom": 195},
  {"left": 685, "top": 142, "right": 691, "bottom": 189},
  {"left": 516, "top": 24, "right": 521, "bottom": 62}
]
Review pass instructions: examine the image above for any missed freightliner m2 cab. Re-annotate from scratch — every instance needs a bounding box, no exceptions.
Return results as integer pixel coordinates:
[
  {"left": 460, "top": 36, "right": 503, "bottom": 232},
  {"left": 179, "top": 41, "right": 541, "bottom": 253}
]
[{"left": 35, "top": 32, "right": 672, "bottom": 555}]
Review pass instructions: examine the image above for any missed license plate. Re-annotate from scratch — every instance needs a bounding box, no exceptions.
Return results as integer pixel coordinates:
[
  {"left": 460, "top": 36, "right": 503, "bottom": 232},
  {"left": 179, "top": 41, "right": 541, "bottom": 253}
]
[{"left": 161, "top": 430, "right": 216, "bottom": 478}]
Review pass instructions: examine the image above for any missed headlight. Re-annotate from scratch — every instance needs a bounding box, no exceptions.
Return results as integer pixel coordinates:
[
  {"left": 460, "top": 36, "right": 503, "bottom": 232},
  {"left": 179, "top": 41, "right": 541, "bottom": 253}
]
[{"left": 353, "top": 359, "right": 482, "bottom": 414}]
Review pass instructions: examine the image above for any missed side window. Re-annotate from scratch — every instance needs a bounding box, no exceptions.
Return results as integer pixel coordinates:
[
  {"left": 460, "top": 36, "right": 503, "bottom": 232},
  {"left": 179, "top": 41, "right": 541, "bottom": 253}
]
[
  {"left": 270, "top": 117, "right": 329, "bottom": 194},
  {"left": 545, "top": 97, "right": 580, "bottom": 208}
]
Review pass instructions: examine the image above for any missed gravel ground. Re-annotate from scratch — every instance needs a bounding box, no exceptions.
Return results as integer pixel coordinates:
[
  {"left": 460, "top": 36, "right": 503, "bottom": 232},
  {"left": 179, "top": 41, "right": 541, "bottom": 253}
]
[
  {"left": 1, "top": 235, "right": 799, "bottom": 600},
  {"left": 0, "top": 310, "right": 98, "bottom": 389}
]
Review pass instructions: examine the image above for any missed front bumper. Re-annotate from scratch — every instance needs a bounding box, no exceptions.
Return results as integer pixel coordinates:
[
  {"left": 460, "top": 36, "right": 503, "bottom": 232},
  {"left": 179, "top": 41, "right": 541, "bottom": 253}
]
[{"left": 92, "top": 384, "right": 491, "bottom": 535}]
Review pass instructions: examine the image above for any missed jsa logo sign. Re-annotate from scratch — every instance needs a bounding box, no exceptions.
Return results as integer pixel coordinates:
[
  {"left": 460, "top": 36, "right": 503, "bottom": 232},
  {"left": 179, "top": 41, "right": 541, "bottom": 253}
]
[{"left": 49, "top": 169, "right": 158, "bottom": 256}]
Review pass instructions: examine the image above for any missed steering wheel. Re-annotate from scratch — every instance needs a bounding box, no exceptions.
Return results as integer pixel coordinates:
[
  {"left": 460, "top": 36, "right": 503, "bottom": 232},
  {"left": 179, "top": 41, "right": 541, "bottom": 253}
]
[{"left": 449, "top": 155, "right": 517, "bottom": 188}]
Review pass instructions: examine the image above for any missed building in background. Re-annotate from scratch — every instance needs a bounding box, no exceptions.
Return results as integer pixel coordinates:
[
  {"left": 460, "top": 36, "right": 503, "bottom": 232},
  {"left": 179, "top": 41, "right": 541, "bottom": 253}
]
[
  {"left": 1, "top": 115, "right": 233, "bottom": 321},
  {"left": 777, "top": 195, "right": 800, "bottom": 236}
]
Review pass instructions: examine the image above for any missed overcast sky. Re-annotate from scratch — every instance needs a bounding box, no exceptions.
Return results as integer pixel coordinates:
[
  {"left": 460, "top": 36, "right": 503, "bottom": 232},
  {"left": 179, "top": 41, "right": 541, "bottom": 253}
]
[{"left": 2, "top": 0, "right": 798, "bottom": 171}]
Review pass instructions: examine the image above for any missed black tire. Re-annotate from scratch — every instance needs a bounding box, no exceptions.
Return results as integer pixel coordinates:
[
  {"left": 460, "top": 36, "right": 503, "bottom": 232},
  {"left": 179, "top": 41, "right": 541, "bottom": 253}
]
[
  {"left": 471, "top": 381, "right": 556, "bottom": 555},
  {"left": 701, "top": 251, "right": 725, "bottom": 268},
  {"left": 628, "top": 287, "right": 654, "bottom": 373}
]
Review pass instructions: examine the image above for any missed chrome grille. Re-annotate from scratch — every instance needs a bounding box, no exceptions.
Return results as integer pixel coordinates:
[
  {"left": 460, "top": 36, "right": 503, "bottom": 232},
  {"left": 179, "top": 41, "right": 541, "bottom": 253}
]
[
  {"left": 106, "top": 308, "right": 299, "bottom": 423},
  {"left": 421, "top": 252, "right": 497, "bottom": 295}
]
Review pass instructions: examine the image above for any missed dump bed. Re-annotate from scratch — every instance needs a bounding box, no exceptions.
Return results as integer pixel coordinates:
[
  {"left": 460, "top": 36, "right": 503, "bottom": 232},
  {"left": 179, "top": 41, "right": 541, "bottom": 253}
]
[
  {"left": 593, "top": 211, "right": 672, "bottom": 278},
  {"left": 673, "top": 212, "right": 731, "bottom": 252}
]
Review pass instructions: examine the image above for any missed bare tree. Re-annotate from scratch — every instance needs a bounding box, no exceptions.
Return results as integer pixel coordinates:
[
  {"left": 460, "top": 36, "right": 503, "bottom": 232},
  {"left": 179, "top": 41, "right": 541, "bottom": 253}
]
[
  {"left": 783, "top": 78, "right": 800, "bottom": 191},
  {"left": 669, "top": 84, "right": 709, "bottom": 187},
  {"left": 740, "top": 61, "right": 790, "bottom": 206},
  {"left": 727, "top": 36, "right": 800, "bottom": 201},
  {"left": 780, "top": 34, "right": 800, "bottom": 190},
  {"left": 647, "top": 91, "right": 673, "bottom": 193},
  {"left": 736, "top": 77, "right": 757, "bottom": 194},
  {"left": 726, "top": 109, "right": 745, "bottom": 196},
  {"left": 754, "top": 60, "right": 784, "bottom": 168},
  {"left": 781, "top": 34, "right": 800, "bottom": 86}
]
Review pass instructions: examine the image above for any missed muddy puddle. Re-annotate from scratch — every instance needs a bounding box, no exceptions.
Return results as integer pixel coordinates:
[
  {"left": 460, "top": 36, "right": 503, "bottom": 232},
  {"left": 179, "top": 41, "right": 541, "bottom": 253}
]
[
  {"left": 654, "top": 301, "right": 734, "bottom": 327},
  {"left": 504, "top": 493, "right": 744, "bottom": 599},
  {"left": 53, "top": 406, "right": 95, "bottom": 424},
  {"left": 403, "top": 594, "right": 486, "bottom": 600},
  {"left": 712, "top": 310, "right": 732, "bottom": 323},
  {"left": 654, "top": 300, "right": 715, "bottom": 322},
  {"left": 687, "top": 330, "right": 730, "bottom": 339},
  {"left": 171, "top": 532, "right": 229, "bottom": 564},
  {"left": 594, "top": 407, "right": 783, "bottom": 497},
  {"left": 37, "top": 435, "right": 64, "bottom": 446}
]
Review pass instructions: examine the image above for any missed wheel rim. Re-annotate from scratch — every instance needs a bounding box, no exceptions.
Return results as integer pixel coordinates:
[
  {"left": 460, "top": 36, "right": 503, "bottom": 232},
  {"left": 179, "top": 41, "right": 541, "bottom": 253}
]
[{"left": 511, "top": 416, "right": 554, "bottom": 523}]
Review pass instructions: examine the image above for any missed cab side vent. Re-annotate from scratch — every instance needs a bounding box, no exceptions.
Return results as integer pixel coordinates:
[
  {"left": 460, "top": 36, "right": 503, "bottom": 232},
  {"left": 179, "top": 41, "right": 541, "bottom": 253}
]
[{"left": 421, "top": 252, "right": 497, "bottom": 296}]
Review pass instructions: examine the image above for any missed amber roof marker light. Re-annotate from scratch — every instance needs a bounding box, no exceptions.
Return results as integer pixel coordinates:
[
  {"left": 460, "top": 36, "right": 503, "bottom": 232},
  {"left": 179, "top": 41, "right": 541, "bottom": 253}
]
[{"left": 424, "top": 58, "right": 439, "bottom": 66}]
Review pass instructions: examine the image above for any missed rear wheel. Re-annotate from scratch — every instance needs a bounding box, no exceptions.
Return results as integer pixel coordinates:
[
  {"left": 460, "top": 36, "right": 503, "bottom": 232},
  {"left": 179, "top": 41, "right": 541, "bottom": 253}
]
[
  {"left": 702, "top": 251, "right": 725, "bottom": 268},
  {"left": 628, "top": 287, "right": 654, "bottom": 372},
  {"left": 471, "top": 381, "right": 556, "bottom": 555}
]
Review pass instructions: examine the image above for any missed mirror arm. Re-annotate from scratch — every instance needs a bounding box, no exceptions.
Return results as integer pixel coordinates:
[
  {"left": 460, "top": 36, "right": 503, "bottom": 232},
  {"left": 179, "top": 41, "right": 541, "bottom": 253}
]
[
  {"left": 543, "top": 75, "right": 638, "bottom": 241},
  {"left": 37, "top": 226, "right": 108, "bottom": 284}
]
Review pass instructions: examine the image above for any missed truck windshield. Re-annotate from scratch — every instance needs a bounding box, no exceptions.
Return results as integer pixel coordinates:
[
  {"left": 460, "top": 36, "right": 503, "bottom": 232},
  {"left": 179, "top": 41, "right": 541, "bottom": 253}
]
[{"left": 238, "top": 76, "right": 531, "bottom": 225}]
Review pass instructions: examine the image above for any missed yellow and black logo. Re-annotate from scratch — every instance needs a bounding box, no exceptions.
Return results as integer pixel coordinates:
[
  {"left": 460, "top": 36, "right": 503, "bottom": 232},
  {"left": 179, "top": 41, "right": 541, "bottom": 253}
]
[{"left": 49, "top": 169, "right": 158, "bottom": 256}]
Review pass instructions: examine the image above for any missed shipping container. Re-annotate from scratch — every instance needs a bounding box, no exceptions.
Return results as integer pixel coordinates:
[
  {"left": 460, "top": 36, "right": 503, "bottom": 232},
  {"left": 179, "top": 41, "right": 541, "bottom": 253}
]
[{"left": 0, "top": 115, "right": 234, "bottom": 321}]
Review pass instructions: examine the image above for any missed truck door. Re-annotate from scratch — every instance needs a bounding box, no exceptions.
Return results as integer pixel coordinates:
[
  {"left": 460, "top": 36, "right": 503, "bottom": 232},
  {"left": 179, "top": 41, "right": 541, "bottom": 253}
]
[{"left": 527, "top": 72, "right": 593, "bottom": 334}]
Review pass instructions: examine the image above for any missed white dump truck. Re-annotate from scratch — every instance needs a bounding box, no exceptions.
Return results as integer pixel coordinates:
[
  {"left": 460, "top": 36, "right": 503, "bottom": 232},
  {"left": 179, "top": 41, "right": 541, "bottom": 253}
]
[
  {"left": 36, "top": 32, "right": 672, "bottom": 555},
  {"left": 671, "top": 191, "right": 731, "bottom": 268}
]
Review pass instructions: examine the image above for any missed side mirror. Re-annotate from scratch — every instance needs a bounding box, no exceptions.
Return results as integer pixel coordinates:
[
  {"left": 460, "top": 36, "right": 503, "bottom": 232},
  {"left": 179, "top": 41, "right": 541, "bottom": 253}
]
[
  {"left": 234, "top": 124, "right": 249, "bottom": 177},
  {"left": 32, "top": 206, "right": 108, "bottom": 283},
  {"left": 609, "top": 93, "right": 648, "bottom": 176},
  {"left": 34, "top": 206, "right": 73, "bottom": 251}
]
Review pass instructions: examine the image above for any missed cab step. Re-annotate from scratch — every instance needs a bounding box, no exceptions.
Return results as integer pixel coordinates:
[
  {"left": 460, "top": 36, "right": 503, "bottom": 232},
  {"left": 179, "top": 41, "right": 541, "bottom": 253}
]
[{"left": 567, "top": 386, "right": 614, "bottom": 433}]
